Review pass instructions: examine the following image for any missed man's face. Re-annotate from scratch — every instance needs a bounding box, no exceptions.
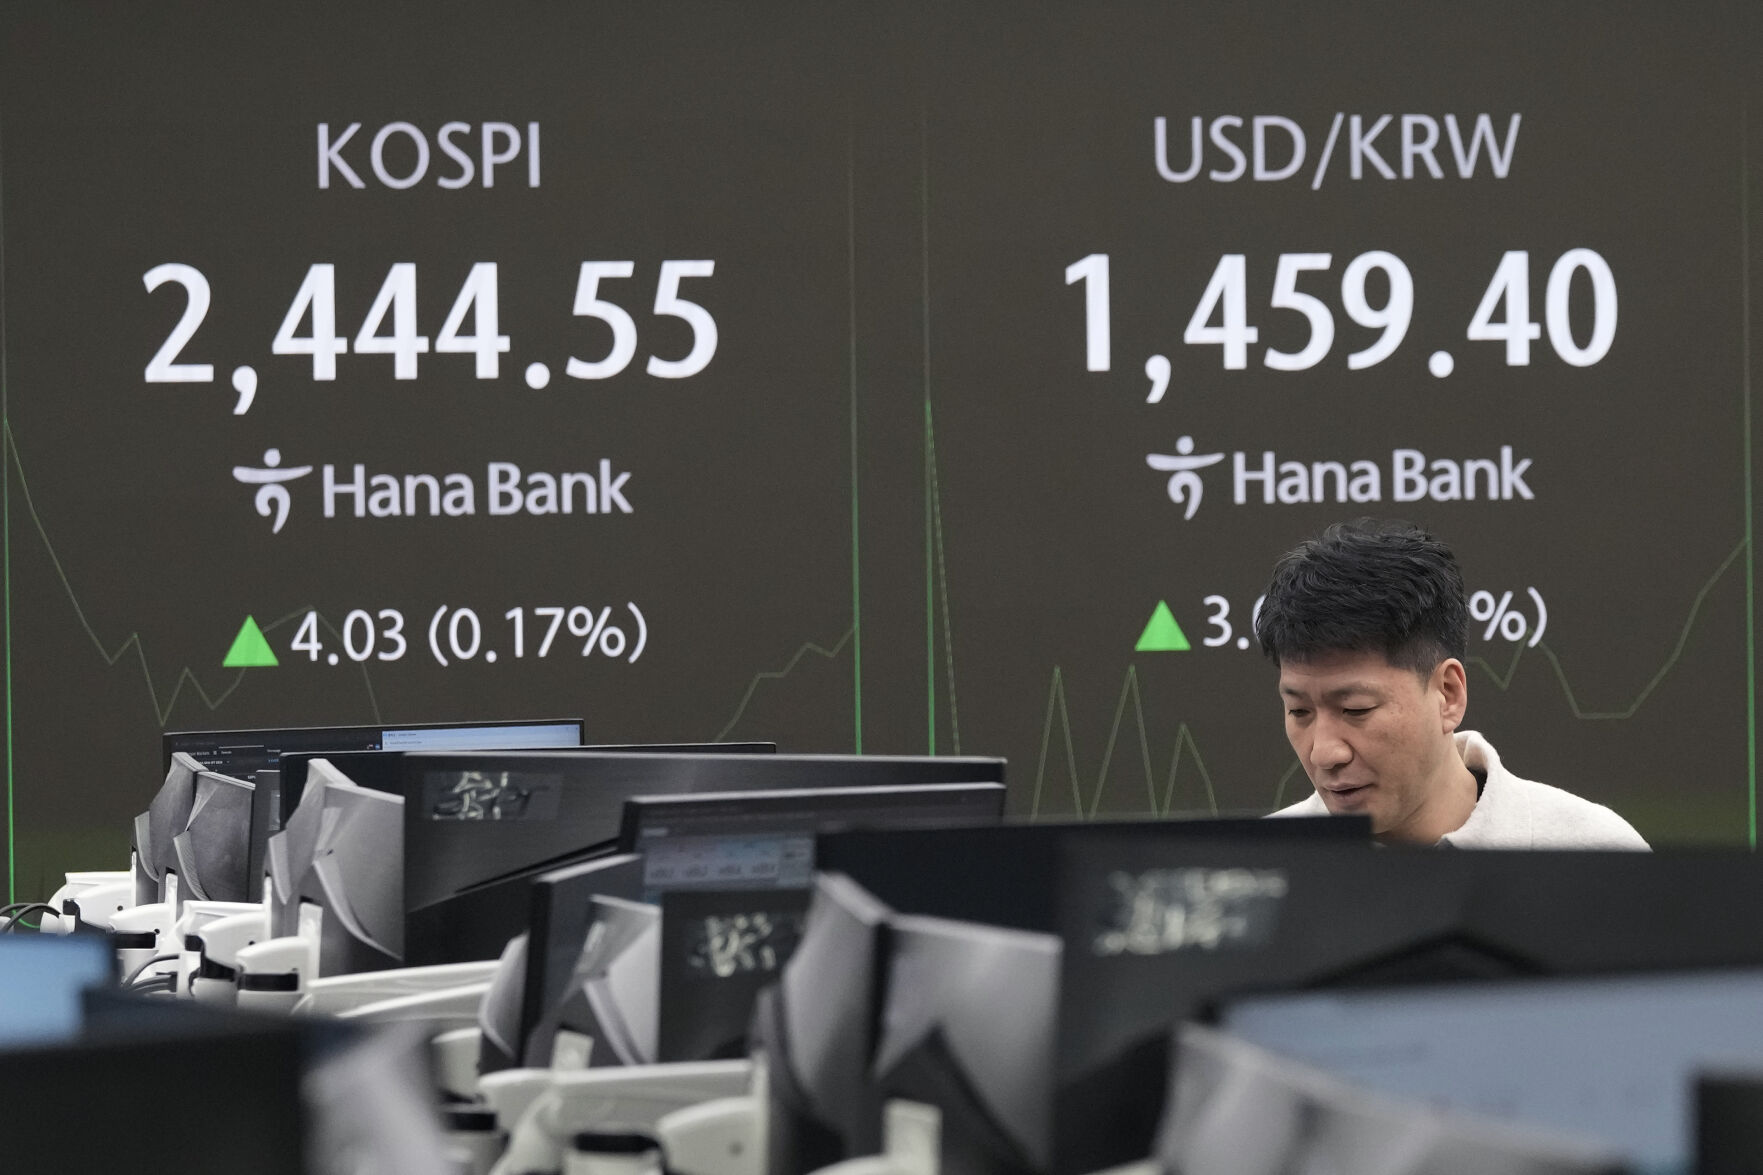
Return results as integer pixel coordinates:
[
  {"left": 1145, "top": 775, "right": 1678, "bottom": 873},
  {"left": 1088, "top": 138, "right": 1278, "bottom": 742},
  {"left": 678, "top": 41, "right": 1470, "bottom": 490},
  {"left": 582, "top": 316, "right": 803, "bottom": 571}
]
[{"left": 1278, "top": 648, "right": 1465, "bottom": 840}]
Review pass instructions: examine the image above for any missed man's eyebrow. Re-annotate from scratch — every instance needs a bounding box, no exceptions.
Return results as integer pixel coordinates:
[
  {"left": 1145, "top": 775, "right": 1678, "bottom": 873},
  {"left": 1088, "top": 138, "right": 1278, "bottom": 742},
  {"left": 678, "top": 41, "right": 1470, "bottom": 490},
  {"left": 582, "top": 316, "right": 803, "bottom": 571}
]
[{"left": 1280, "top": 682, "right": 1384, "bottom": 700}]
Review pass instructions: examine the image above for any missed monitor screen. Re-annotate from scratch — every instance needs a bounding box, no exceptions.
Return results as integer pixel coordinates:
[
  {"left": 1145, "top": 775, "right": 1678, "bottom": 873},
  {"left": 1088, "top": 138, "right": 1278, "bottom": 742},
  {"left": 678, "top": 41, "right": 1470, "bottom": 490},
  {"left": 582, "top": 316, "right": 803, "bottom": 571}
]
[
  {"left": 0, "top": 934, "right": 115, "bottom": 1048},
  {"left": 1219, "top": 968, "right": 1763, "bottom": 1173},
  {"left": 621, "top": 783, "right": 1006, "bottom": 898},
  {"left": 400, "top": 752, "right": 1006, "bottom": 965}
]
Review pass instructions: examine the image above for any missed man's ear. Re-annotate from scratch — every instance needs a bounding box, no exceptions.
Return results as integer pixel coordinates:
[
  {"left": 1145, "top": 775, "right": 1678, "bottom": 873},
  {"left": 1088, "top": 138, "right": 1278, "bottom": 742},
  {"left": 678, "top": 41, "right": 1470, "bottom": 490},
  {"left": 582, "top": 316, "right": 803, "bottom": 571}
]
[{"left": 1434, "top": 658, "right": 1469, "bottom": 733}]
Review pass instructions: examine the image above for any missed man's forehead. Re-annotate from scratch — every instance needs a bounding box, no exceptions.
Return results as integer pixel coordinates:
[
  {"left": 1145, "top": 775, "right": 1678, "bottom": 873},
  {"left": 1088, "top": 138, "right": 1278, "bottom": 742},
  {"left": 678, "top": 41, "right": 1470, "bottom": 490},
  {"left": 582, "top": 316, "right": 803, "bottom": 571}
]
[{"left": 1277, "top": 650, "right": 1415, "bottom": 694}]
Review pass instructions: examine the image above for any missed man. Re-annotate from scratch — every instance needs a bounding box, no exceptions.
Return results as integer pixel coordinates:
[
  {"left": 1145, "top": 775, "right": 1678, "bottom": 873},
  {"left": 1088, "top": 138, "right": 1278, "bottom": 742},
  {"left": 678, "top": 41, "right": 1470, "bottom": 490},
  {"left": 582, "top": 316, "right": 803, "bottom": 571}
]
[{"left": 1258, "top": 519, "right": 1647, "bottom": 849}]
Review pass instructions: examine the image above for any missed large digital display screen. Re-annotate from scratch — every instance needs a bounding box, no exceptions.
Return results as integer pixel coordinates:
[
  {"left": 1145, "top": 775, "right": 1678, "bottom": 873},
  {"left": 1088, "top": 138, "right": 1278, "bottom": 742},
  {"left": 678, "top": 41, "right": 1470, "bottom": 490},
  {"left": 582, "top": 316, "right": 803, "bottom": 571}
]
[{"left": 1, "top": 2, "right": 1758, "bottom": 894}]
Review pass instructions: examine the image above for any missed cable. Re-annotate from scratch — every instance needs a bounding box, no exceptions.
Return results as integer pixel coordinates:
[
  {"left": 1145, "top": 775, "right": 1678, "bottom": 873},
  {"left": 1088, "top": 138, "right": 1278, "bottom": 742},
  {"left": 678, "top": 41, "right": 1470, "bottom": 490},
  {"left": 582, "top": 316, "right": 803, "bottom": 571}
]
[
  {"left": 0, "top": 900, "right": 53, "bottom": 917},
  {"left": 122, "top": 953, "right": 180, "bottom": 985},
  {"left": 0, "top": 903, "right": 58, "bottom": 932}
]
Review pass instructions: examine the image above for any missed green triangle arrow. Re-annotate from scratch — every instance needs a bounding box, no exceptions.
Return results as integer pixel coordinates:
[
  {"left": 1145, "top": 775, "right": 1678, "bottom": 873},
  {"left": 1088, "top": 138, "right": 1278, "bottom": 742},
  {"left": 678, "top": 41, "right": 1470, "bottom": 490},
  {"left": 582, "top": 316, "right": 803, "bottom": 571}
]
[
  {"left": 1135, "top": 601, "right": 1191, "bottom": 652},
  {"left": 223, "top": 615, "right": 279, "bottom": 668}
]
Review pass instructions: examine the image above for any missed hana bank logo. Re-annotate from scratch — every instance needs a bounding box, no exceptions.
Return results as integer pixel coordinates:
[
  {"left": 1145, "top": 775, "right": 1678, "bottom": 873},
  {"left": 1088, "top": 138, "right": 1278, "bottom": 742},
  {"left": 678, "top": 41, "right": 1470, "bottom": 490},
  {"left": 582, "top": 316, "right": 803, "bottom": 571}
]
[
  {"left": 232, "top": 449, "right": 314, "bottom": 534},
  {"left": 1146, "top": 437, "right": 1225, "bottom": 520}
]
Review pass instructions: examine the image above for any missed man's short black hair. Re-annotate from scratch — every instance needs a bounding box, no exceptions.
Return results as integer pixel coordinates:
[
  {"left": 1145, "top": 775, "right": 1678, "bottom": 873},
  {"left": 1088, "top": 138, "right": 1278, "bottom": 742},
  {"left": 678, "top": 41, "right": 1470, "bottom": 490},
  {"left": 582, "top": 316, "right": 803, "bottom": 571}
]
[{"left": 1253, "top": 518, "right": 1468, "bottom": 673}]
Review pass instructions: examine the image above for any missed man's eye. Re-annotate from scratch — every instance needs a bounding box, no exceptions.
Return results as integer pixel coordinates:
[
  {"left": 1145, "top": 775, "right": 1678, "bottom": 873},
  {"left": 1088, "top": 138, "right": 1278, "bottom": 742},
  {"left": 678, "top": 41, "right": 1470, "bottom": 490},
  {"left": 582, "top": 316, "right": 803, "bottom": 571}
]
[
  {"left": 1286, "top": 708, "right": 1310, "bottom": 719},
  {"left": 1342, "top": 707, "right": 1374, "bottom": 717}
]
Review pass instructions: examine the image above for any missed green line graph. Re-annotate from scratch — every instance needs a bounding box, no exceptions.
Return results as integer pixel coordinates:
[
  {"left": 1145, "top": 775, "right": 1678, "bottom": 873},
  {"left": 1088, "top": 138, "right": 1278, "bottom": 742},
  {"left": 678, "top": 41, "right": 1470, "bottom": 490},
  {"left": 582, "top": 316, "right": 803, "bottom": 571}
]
[
  {"left": 2, "top": 110, "right": 13, "bottom": 901},
  {"left": 920, "top": 114, "right": 960, "bottom": 756},
  {"left": 1031, "top": 664, "right": 1220, "bottom": 820},
  {"left": 924, "top": 399, "right": 959, "bottom": 753},
  {"left": 714, "top": 626, "right": 855, "bottom": 743},
  {"left": 1741, "top": 104, "right": 1757, "bottom": 848},
  {"left": 847, "top": 127, "right": 863, "bottom": 754},
  {"left": 3, "top": 422, "right": 384, "bottom": 727},
  {"left": 1468, "top": 538, "right": 1747, "bottom": 720}
]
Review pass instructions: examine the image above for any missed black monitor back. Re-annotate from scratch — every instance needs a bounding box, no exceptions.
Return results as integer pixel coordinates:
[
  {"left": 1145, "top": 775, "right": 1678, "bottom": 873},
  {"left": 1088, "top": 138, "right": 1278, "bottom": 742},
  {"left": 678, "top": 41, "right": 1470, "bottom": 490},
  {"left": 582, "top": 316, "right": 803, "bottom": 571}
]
[
  {"left": 282, "top": 742, "right": 777, "bottom": 825},
  {"left": 620, "top": 783, "right": 1007, "bottom": 892},
  {"left": 402, "top": 752, "right": 1006, "bottom": 965},
  {"left": 2, "top": 1014, "right": 306, "bottom": 1175},
  {"left": 814, "top": 816, "right": 1367, "bottom": 934},
  {"left": 658, "top": 886, "right": 814, "bottom": 1062},
  {"left": 162, "top": 716, "right": 585, "bottom": 776},
  {"left": 1699, "top": 1072, "right": 1763, "bottom": 1175}
]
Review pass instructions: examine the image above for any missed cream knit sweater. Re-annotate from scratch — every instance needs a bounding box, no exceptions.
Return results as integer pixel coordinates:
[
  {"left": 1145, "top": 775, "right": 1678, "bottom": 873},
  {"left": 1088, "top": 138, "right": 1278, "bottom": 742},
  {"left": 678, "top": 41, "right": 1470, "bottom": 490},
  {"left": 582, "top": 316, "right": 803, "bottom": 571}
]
[{"left": 1271, "top": 730, "right": 1649, "bottom": 850}]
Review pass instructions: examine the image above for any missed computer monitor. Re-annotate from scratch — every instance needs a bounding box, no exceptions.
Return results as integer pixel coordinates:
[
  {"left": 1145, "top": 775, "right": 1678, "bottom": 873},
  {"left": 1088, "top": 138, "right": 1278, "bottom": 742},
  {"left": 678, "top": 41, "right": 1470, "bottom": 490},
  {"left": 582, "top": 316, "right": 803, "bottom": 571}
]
[
  {"left": 164, "top": 717, "right": 583, "bottom": 888},
  {"left": 1217, "top": 968, "right": 1763, "bottom": 1173},
  {"left": 869, "top": 913, "right": 1063, "bottom": 1175},
  {"left": 565, "top": 895, "right": 663, "bottom": 1067},
  {"left": 0, "top": 934, "right": 116, "bottom": 1049},
  {"left": 1039, "top": 839, "right": 1763, "bottom": 1175},
  {"left": 267, "top": 766, "right": 404, "bottom": 976},
  {"left": 77, "top": 988, "right": 453, "bottom": 1174},
  {"left": 479, "top": 874, "right": 665, "bottom": 1072},
  {"left": 479, "top": 852, "right": 646, "bottom": 1070},
  {"left": 0, "top": 1013, "right": 307, "bottom": 1175},
  {"left": 401, "top": 752, "right": 1006, "bottom": 965},
  {"left": 657, "top": 886, "right": 814, "bottom": 1062},
  {"left": 131, "top": 751, "right": 205, "bottom": 905},
  {"left": 755, "top": 872, "right": 895, "bottom": 1175},
  {"left": 169, "top": 769, "right": 256, "bottom": 906},
  {"left": 620, "top": 783, "right": 1007, "bottom": 898},
  {"left": 1162, "top": 1023, "right": 1624, "bottom": 1175}
]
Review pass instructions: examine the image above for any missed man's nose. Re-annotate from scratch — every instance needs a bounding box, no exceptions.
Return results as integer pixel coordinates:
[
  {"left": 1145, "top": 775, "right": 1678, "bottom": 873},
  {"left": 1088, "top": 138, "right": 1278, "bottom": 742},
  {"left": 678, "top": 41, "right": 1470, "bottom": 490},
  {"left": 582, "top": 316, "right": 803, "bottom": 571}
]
[{"left": 1309, "top": 716, "right": 1354, "bottom": 770}]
